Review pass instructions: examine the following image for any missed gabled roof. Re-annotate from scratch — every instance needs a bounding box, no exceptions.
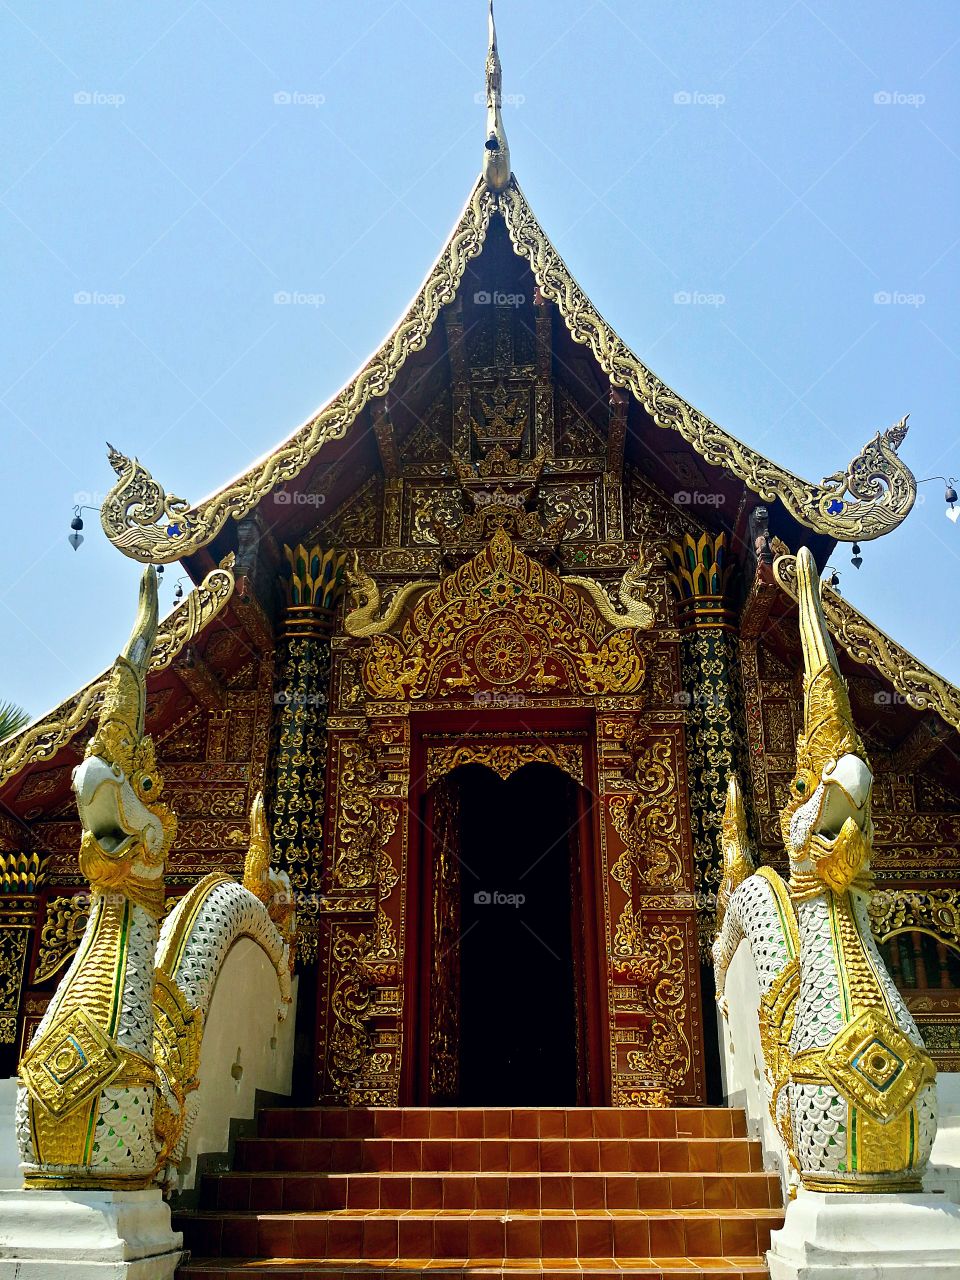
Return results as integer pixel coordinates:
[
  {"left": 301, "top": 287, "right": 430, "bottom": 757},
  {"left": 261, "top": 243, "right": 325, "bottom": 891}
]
[
  {"left": 96, "top": 8, "right": 916, "bottom": 568},
  {"left": 98, "top": 173, "right": 916, "bottom": 567}
]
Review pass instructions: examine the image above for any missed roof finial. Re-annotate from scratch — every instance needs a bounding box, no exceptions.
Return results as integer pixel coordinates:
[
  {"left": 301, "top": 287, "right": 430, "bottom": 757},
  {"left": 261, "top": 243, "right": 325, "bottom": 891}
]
[{"left": 483, "top": 0, "right": 511, "bottom": 191}]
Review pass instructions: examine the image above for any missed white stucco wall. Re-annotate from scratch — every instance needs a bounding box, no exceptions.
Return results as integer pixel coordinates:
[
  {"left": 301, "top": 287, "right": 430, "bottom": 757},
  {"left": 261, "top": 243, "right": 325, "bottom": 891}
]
[
  {"left": 717, "top": 941, "right": 794, "bottom": 1195},
  {"left": 0, "top": 1080, "right": 18, "bottom": 1190},
  {"left": 174, "top": 936, "right": 297, "bottom": 1191},
  {"left": 927, "top": 1070, "right": 960, "bottom": 1202}
]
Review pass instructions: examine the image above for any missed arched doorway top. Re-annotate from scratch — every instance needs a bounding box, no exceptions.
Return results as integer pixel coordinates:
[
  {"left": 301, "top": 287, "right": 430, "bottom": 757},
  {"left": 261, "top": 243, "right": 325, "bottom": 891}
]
[{"left": 425, "top": 739, "right": 585, "bottom": 789}]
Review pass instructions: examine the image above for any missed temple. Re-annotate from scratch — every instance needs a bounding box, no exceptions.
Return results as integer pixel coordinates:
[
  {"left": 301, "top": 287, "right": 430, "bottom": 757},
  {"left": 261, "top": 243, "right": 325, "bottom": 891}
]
[{"left": 2, "top": 6, "right": 959, "bottom": 1277}]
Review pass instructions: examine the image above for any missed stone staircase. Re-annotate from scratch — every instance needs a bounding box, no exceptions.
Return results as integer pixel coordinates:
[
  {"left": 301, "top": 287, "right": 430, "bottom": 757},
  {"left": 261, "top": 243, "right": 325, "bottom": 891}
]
[{"left": 174, "top": 1106, "right": 783, "bottom": 1279}]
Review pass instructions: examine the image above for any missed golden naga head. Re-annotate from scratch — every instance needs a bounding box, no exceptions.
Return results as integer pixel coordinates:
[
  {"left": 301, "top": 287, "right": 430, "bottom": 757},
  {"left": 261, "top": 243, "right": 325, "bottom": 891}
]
[
  {"left": 781, "top": 548, "right": 873, "bottom": 896},
  {"left": 715, "top": 773, "right": 755, "bottom": 934},
  {"left": 73, "top": 567, "right": 176, "bottom": 915}
]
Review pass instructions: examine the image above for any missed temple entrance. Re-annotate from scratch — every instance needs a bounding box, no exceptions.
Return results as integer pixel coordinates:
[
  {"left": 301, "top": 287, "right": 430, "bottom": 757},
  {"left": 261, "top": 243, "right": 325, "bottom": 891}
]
[{"left": 411, "top": 756, "right": 604, "bottom": 1106}]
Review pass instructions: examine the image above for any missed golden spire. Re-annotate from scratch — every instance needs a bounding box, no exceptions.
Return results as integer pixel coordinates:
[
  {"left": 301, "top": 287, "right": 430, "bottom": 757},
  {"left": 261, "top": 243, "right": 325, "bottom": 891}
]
[{"left": 483, "top": 0, "right": 511, "bottom": 191}]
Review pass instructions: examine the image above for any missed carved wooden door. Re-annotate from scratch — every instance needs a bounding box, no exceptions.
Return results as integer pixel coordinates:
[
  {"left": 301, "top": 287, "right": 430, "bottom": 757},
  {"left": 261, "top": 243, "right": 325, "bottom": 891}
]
[{"left": 423, "top": 776, "right": 462, "bottom": 1103}]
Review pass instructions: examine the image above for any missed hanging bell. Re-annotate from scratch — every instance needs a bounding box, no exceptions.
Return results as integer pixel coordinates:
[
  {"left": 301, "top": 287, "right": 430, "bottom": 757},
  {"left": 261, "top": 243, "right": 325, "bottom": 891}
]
[
  {"left": 68, "top": 513, "right": 84, "bottom": 551},
  {"left": 851, "top": 542, "right": 863, "bottom": 570}
]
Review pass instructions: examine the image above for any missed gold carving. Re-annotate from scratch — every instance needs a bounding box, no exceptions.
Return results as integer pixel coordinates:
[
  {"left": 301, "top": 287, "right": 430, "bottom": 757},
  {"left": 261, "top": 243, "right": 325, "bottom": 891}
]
[
  {"left": 796, "top": 1008, "right": 936, "bottom": 1125},
  {"left": 612, "top": 922, "right": 692, "bottom": 1099},
  {"left": 100, "top": 184, "right": 497, "bottom": 562},
  {"left": 34, "top": 895, "right": 91, "bottom": 985},
  {"left": 344, "top": 558, "right": 434, "bottom": 639},
  {"left": 609, "top": 735, "right": 685, "bottom": 891},
  {"left": 332, "top": 740, "right": 398, "bottom": 889},
  {"left": 426, "top": 741, "right": 584, "bottom": 788},
  {"left": 282, "top": 544, "right": 348, "bottom": 610},
  {"left": 361, "top": 528, "right": 646, "bottom": 700},
  {"left": 0, "top": 851, "right": 45, "bottom": 892},
  {"left": 500, "top": 182, "right": 915, "bottom": 542},
  {"left": 870, "top": 888, "right": 960, "bottom": 949},
  {"left": 20, "top": 1005, "right": 125, "bottom": 1119}
]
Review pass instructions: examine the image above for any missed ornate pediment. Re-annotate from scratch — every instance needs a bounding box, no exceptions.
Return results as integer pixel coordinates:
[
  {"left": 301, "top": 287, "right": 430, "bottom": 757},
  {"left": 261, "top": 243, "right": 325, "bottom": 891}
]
[{"left": 358, "top": 528, "right": 647, "bottom": 701}]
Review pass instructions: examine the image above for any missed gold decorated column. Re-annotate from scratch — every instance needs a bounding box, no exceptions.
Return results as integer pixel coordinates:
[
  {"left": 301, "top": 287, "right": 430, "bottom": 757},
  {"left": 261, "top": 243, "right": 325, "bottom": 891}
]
[
  {"left": 0, "top": 852, "right": 45, "bottom": 1063},
  {"left": 665, "top": 532, "right": 748, "bottom": 960},
  {"left": 269, "top": 544, "right": 347, "bottom": 963}
]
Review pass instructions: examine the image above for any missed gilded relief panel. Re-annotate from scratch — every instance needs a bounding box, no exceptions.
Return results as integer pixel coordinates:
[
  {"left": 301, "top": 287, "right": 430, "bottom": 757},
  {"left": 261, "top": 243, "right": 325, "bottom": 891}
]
[{"left": 596, "top": 714, "right": 704, "bottom": 1105}]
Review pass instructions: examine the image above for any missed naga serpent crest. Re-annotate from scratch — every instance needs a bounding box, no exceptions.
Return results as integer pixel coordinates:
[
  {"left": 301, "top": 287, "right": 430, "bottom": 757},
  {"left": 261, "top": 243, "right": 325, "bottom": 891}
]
[
  {"left": 17, "top": 567, "right": 295, "bottom": 1191},
  {"left": 714, "top": 546, "right": 937, "bottom": 1192}
]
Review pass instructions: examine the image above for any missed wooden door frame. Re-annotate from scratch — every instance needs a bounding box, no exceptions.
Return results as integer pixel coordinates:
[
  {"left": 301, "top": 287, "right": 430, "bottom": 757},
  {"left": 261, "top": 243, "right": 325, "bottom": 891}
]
[{"left": 400, "top": 707, "right": 610, "bottom": 1105}]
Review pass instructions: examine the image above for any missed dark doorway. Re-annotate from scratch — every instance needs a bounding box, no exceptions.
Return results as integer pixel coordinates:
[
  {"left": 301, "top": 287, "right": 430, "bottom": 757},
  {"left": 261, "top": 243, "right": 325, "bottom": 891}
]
[{"left": 454, "top": 763, "right": 581, "bottom": 1105}]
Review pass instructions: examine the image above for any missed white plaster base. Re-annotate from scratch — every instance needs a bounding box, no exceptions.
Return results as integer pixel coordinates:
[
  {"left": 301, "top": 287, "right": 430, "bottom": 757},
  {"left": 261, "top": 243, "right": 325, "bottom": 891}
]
[
  {"left": 718, "top": 938, "right": 794, "bottom": 1195},
  {"left": 768, "top": 1188, "right": 960, "bottom": 1279},
  {"left": 0, "top": 1189, "right": 182, "bottom": 1280}
]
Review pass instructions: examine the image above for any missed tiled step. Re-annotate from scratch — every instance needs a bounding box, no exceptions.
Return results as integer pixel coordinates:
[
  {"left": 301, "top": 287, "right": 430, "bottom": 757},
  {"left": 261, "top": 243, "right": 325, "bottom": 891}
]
[
  {"left": 176, "top": 1106, "right": 782, "bottom": 1279},
  {"left": 233, "top": 1138, "right": 765, "bottom": 1175},
  {"left": 173, "top": 1208, "right": 783, "bottom": 1261},
  {"left": 257, "top": 1108, "right": 748, "bottom": 1142},
  {"left": 178, "top": 1260, "right": 771, "bottom": 1279},
  {"left": 201, "top": 1171, "right": 780, "bottom": 1213}
]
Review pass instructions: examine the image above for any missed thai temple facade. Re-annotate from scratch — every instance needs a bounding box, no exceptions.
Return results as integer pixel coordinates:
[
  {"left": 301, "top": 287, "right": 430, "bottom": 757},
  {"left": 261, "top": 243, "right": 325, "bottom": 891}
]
[{"left": 0, "top": 8, "right": 958, "bottom": 1278}]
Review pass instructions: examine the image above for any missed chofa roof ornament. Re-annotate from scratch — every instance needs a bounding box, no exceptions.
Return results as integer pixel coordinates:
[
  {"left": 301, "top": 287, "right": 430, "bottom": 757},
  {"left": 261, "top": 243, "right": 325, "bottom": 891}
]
[{"left": 482, "top": 0, "right": 511, "bottom": 192}]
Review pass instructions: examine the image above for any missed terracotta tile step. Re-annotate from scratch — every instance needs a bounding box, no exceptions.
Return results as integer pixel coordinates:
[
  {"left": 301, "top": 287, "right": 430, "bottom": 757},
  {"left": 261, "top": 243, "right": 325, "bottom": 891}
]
[
  {"left": 173, "top": 1209, "right": 783, "bottom": 1261},
  {"left": 257, "top": 1109, "right": 748, "bottom": 1142},
  {"left": 232, "top": 1138, "right": 765, "bottom": 1176},
  {"left": 178, "top": 1259, "right": 771, "bottom": 1280},
  {"left": 200, "top": 1171, "right": 781, "bottom": 1213}
]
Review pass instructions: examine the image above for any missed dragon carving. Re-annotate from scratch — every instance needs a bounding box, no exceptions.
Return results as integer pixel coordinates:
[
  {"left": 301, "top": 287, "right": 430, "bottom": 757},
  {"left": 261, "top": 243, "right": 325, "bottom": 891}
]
[
  {"left": 343, "top": 554, "right": 433, "bottom": 638},
  {"left": 564, "top": 549, "right": 655, "bottom": 631},
  {"left": 714, "top": 547, "right": 937, "bottom": 1191},
  {"left": 16, "top": 567, "right": 295, "bottom": 1190}
]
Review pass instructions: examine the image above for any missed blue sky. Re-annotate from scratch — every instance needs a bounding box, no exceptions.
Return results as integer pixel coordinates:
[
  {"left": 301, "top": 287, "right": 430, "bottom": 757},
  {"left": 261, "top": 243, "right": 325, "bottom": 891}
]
[{"left": 1, "top": 0, "right": 958, "bottom": 718}]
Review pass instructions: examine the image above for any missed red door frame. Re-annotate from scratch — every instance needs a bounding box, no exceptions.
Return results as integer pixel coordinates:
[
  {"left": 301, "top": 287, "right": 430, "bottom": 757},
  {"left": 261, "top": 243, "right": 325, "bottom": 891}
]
[{"left": 400, "top": 706, "right": 610, "bottom": 1106}]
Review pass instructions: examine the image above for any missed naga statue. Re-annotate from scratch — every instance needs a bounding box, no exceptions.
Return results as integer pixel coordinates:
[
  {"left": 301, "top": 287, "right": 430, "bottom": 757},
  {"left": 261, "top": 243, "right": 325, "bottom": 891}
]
[
  {"left": 714, "top": 546, "right": 937, "bottom": 1192},
  {"left": 16, "top": 566, "right": 295, "bottom": 1191}
]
